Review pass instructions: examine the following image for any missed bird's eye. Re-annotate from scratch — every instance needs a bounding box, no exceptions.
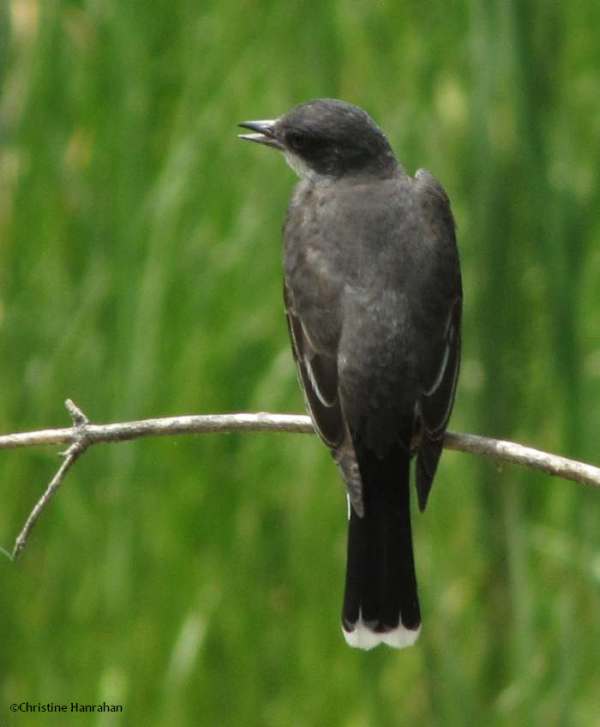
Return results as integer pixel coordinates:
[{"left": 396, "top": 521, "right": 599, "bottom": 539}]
[{"left": 286, "top": 132, "right": 308, "bottom": 152}]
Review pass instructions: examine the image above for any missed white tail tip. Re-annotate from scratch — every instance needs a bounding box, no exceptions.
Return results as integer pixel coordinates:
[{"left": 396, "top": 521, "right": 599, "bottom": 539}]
[{"left": 342, "top": 614, "right": 421, "bottom": 650}]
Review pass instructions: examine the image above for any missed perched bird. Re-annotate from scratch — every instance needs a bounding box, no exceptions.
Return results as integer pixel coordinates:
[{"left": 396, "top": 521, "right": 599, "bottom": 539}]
[{"left": 239, "top": 99, "right": 462, "bottom": 650}]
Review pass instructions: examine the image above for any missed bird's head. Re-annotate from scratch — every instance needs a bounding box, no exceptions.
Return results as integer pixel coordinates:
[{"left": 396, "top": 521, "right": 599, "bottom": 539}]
[{"left": 239, "top": 99, "right": 397, "bottom": 179}]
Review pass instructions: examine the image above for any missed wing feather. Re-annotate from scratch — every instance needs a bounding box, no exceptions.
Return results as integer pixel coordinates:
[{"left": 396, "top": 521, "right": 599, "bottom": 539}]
[
  {"left": 284, "top": 283, "right": 364, "bottom": 516},
  {"left": 284, "top": 283, "right": 343, "bottom": 449},
  {"left": 413, "top": 170, "right": 462, "bottom": 511}
]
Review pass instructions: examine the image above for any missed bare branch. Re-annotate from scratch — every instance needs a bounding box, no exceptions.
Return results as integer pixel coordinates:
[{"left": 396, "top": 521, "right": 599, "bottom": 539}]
[
  {"left": 2, "top": 401, "right": 599, "bottom": 560},
  {"left": 442, "top": 431, "right": 600, "bottom": 490},
  {"left": 0, "top": 411, "right": 313, "bottom": 450}
]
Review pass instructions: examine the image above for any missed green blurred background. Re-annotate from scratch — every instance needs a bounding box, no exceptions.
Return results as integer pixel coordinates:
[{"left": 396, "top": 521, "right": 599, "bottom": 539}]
[{"left": 1, "top": 1, "right": 599, "bottom": 725}]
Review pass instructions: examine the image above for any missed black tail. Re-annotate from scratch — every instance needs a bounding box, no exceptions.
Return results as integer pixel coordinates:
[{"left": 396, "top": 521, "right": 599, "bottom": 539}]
[{"left": 341, "top": 445, "right": 421, "bottom": 649}]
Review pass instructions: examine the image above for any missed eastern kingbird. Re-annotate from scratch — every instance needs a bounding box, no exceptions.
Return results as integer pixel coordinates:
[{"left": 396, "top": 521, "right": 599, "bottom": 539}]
[{"left": 239, "top": 99, "right": 462, "bottom": 650}]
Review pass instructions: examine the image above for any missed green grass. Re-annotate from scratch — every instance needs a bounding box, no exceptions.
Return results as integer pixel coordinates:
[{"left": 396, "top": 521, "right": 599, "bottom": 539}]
[{"left": 1, "top": 1, "right": 600, "bottom": 725}]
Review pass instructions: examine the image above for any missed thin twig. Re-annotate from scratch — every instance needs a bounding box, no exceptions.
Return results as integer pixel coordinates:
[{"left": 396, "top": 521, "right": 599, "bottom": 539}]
[
  {"left": 11, "top": 440, "right": 86, "bottom": 560},
  {"left": 10, "top": 400, "right": 92, "bottom": 560},
  {"left": 2, "top": 401, "right": 599, "bottom": 560}
]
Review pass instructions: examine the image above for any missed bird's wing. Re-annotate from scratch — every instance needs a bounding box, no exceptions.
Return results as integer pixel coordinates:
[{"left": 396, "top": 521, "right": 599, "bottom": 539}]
[
  {"left": 413, "top": 169, "right": 463, "bottom": 510},
  {"left": 419, "top": 296, "right": 461, "bottom": 437},
  {"left": 284, "top": 283, "right": 342, "bottom": 447},
  {"left": 284, "top": 282, "right": 364, "bottom": 516}
]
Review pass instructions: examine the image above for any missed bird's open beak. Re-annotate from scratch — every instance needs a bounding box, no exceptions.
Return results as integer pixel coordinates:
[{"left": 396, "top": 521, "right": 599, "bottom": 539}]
[{"left": 238, "top": 120, "right": 283, "bottom": 149}]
